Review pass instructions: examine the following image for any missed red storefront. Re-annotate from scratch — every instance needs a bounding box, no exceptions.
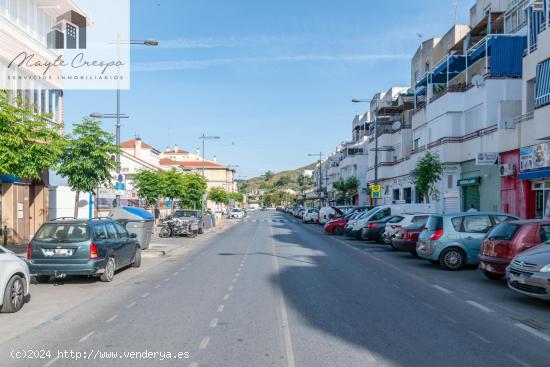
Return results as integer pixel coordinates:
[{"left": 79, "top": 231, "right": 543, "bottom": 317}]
[{"left": 500, "top": 150, "right": 535, "bottom": 219}]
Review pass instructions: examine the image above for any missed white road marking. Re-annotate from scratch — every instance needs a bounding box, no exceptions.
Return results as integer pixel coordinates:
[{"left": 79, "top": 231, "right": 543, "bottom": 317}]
[
  {"left": 406, "top": 292, "right": 415, "bottom": 299},
  {"left": 469, "top": 330, "right": 491, "bottom": 344},
  {"left": 79, "top": 331, "right": 95, "bottom": 343},
  {"left": 209, "top": 318, "right": 218, "bottom": 328},
  {"left": 270, "top": 226, "right": 297, "bottom": 367},
  {"left": 392, "top": 284, "right": 401, "bottom": 289},
  {"left": 466, "top": 300, "right": 495, "bottom": 313},
  {"left": 223, "top": 294, "right": 230, "bottom": 300},
  {"left": 126, "top": 302, "right": 136, "bottom": 309},
  {"left": 506, "top": 353, "right": 532, "bottom": 367},
  {"left": 190, "top": 362, "right": 199, "bottom": 367},
  {"left": 382, "top": 277, "right": 389, "bottom": 282},
  {"left": 423, "top": 302, "right": 435, "bottom": 310},
  {"left": 173, "top": 272, "right": 178, "bottom": 276},
  {"left": 142, "top": 292, "right": 150, "bottom": 298},
  {"left": 180, "top": 267, "right": 185, "bottom": 271},
  {"left": 228, "top": 285, "right": 234, "bottom": 291},
  {"left": 442, "top": 315, "right": 458, "bottom": 324},
  {"left": 164, "top": 277, "right": 170, "bottom": 282},
  {"left": 154, "top": 284, "right": 161, "bottom": 289},
  {"left": 432, "top": 285, "right": 453, "bottom": 294},
  {"left": 106, "top": 315, "right": 118, "bottom": 323},
  {"left": 235, "top": 272, "right": 240, "bottom": 277},
  {"left": 232, "top": 278, "right": 237, "bottom": 283},
  {"left": 217, "top": 305, "right": 225, "bottom": 313},
  {"left": 44, "top": 357, "right": 59, "bottom": 367},
  {"left": 199, "top": 337, "right": 210, "bottom": 350},
  {"left": 515, "top": 323, "right": 550, "bottom": 343}
]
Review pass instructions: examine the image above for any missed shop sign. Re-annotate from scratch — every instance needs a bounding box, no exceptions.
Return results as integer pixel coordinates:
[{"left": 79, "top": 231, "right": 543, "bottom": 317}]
[
  {"left": 520, "top": 143, "right": 550, "bottom": 172},
  {"left": 476, "top": 152, "right": 499, "bottom": 165},
  {"left": 443, "top": 164, "right": 460, "bottom": 175},
  {"left": 457, "top": 177, "right": 480, "bottom": 187}
]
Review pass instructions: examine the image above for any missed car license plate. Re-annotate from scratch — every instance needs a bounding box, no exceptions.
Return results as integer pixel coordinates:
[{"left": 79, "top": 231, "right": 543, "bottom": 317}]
[
  {"left": 510, "top": 274, "right": 526, "bottom": 284},
  {"left": 44, "top": 249, "right": 73, "bottom": 257}
]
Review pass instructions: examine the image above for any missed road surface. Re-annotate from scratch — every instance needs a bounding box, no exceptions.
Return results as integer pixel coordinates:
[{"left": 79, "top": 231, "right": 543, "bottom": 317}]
[{"left": 2, "top": 210, "right": 550, "bottom": 367}]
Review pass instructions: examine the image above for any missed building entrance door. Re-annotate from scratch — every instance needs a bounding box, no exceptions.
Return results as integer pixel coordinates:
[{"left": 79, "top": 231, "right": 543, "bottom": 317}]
[
  {"left": 14, "top": 185, "right": 30, "bottom": 243},
  {"left": 462, "top": 185, "right": 480, "bottom": 211}
]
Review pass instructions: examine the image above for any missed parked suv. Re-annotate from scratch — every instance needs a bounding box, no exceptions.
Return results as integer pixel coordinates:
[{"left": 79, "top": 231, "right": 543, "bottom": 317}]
[
  {"left": 27, "top": 218, "right": 142, "bottom": 283},
  {"left": 479, "top": 220, "right": 550, "bottom": 280},
  {"left": 416, "top": 212, "right": 519, "bottom": 270},
  {"left": 0, "top": 246, "right": 30, "bottom": 313}
]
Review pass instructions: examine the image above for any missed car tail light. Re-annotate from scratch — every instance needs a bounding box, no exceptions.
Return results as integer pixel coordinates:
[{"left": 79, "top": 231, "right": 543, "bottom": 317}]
[
  {"left": 430, "top": 229, "right": 444, "bottom": 241},
  {"left": 26, "top": 242, "right": 32, "bottom": 260},
  {"left": 368, "top": 223, "right": 377, "bottom": 229},
  {"left": 90, "top": 243, "right": 99, "bottom": 260},
  {"left": 403, "top": 231, "right": 410, "bottom": 240}
]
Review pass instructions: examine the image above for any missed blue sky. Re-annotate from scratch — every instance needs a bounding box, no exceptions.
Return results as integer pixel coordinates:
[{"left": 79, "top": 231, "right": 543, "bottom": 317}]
[{"left": 64, "top": 0, "right": 471, "bottom": 179}]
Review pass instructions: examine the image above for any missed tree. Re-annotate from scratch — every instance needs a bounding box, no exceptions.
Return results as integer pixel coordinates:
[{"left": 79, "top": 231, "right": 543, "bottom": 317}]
[
  {"left": 263, "top": 171, "right": 275, "bottom": 181},
  {"left": 297, "top": 173, "right": 313, "bottom": 192},
  {"left": 333, "top": 177, "right": 359, "bottom": 204},
  {"left": 413, "top": 152, "right": 443, "bottom": 203},
  {"left": 228, "top": 192, "right": 244, "bottom": 203},
  {"left": 0, "top": 91, "right": 65, "bottom": 179},
  {"left": 180, "top": 173, "right": 208, "bottom": 210},
  {"left": 275, "top": 175, "right": 291, "bottom": 187},
  {"left": 161, "top": 169, "right": 186, "bottom": 212},
  {"left": 56, "top": 118, "right": 119, "bottom": 218},
  {"left": 208, "top": 187, "right": 228, "bottom": 205},
  {"left": 133, "top": 170, "right": 164, "bottom": 207}
]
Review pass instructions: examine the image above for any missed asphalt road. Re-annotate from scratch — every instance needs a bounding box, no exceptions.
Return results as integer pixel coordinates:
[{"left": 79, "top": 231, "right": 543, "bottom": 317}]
[{"left": 2, "top": 210, "right": 550, "bottom": 367}]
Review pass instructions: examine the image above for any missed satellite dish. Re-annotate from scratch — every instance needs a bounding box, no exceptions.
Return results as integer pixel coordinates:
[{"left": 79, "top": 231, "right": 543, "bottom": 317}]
[
  {"left": 392, "top": 121, "right": 402, "bottom": 131},
  {"left": 472, "top": 75, "right": 484, "bottom": 88}
]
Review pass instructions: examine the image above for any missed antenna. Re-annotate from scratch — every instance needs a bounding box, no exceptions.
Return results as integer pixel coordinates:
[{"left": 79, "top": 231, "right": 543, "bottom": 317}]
[{"left": 452, "top": 0, "right": 459, "bottom": 24}]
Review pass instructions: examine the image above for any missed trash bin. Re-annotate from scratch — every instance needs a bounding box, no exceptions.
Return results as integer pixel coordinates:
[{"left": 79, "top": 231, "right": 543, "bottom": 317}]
[{"left": 109, "top": 206, "right": 154, "bottom": 249}]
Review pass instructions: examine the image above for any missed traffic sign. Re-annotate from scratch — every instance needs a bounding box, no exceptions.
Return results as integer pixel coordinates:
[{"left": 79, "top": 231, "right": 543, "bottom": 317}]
[{"left": 371, "top": 184, "right": 382, "bottom": 199}]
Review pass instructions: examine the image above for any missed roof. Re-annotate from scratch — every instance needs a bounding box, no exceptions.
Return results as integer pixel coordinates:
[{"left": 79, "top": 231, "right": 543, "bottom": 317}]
[
  {"left": 120, "top": 139, "right": 153, "bottom": 149},
  {"left": 159, "top": 158, "right": 226, "bottom": 168},
  {"left": 163, "top": 149, "right": 190, "bottom": 155}
]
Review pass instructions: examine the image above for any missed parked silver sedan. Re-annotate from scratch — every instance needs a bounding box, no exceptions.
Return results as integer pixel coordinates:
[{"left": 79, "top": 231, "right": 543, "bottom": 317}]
[{"left": 506, "top": 243, "right": 550, "bottom": 300}]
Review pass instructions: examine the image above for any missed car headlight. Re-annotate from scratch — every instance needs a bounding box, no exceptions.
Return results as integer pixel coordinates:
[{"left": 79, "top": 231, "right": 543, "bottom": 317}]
[{"left": 540, "top": 264, "right": 550, "bottom": 273}]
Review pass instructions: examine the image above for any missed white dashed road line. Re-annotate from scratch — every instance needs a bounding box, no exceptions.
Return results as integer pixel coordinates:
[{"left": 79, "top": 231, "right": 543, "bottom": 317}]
[
  {"left": 126, "top": 302, "right": 136, "bottom": 309},
  {"left": 154, "top": 284, "right": 161, "bottom": 289},
  {"left": 228, "top": 285, "right": 234, "bottom": 291},
  {"left": 44, "top": 357, "right": 59, "bottom": 367},
  {"left": 514, "top": 323, "right": 550, "bottom": 343},
  {"left": 507, "top": 353, "right": 532, "bottom": 367},
  {"left": 232, "top": 278, "right": 237, "bottom": 283},
  {"left": 442, "top": 315, "right": 458, "bottom": 324},
  {"left": 466, "top": 300, "right": 495, "bottom": 313},
  {"left": 79, "top": 331, "right": 95, "bottom": 343},
  {"left": 469, "top": 330, "right": 491, "bottom": 344},
  {"left": 223, "top": 294, "right": 230, "bottom": 300},
  {"left": 209, "top": 318, "right": 218, "bottom": 328},
  {"left": 142, "top": 292, "right": 150, "bottom": 298},
  {"left": 199, "top": 337, "right": 210, "bottom": 350},
  {"left": 423, "top": 302, "right": 435, "bottom": 310},
  {"left": 217, "top": 305, "right": 224, "bottom": 313},
  {"left": 432, "top": 285, "right": 453, "bottom": 294},
  {"left": 106, "top": 315, "right": 118, "bottom": 323}
]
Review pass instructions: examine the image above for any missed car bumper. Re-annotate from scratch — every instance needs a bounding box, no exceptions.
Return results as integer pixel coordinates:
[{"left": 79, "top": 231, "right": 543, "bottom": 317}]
[
  {"left": 362, "top": 228, "right": 381, "bottom": 241},
  {"left": 392, "top": 239, "right": 417, "bottom": 253},
  {"left": 507, "top": 269, "right": 550, "bottom": 300},
  {"left": 479, "top": 255, "right": 510, "bottom": 275},
  {"left": 27, "top": 258, "right": 110, "bottom": 277},
  {"left": 344, "top": 228, "right": 361, "bottom": 238},
  {"left": 416, "top": 240, "right": 439, "bottom": 260}
]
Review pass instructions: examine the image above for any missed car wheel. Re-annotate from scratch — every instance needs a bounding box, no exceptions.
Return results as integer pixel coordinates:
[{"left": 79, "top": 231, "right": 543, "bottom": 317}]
[
  {"left": 1, "top": 275, "right": 25, "bottom": 313},
  {"left": 334, "top": 227, "right": 343, "bottom": 236},
  {"left": 439, "top": 248, "right": 465, "bottom": 271},
  {"left": 188, "top": 231, "right": 198, "bottom": 238},
  {"left": 35, "top": 275, "right": 50, "bottom": 284},
  {"left": 159, "top": 227, "right": 171, "bottom": 238},
  {"left": 132, "top": 247, "right": 142, "bottom": 268},
  {"left": 100, "top": 258, "right": 116, "bottom": 282},
  {"left": 198, "top": 228, "right": 204, "bottom": 234},
  {"left": 483, "top": 270, "right": 504, "bottom": 280}
]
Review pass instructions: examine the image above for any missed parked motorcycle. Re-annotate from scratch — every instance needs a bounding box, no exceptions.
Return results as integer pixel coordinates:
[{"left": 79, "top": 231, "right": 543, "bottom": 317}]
[{"left": 158, "top": 217, "right": 199, "bottom": 238}]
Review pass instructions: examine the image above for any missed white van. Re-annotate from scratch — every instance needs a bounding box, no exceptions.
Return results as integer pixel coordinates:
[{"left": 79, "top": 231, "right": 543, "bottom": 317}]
[{"left": 350, "top": 204, "right": 437, "bottom": 235}]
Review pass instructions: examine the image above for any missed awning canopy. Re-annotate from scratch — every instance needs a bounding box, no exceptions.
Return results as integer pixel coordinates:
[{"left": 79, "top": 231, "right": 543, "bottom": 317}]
[
  {"left": 519, "top": 169, "right": 550, "bottom": 181},
  {"left": 415, "top": 73, "right": 429, "bottom": 88},
  {"left": 431, "top": 55, "right": 467, "bottom": 84}
]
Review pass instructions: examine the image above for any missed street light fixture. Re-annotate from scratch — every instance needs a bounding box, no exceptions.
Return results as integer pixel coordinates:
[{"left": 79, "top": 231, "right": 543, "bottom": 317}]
[
  {"left": 91, "top": 38, "right": 158, "bottom": 208},
  {"left": 199, "top": 135, "right": 221, "bottom": 177},
  {"left": 308, "top": 152, "right": 324, "bottom": 207}
]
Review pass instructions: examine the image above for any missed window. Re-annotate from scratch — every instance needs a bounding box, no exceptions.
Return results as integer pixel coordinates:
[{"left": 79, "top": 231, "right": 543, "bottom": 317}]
[
  {"left": 414, "top": 138, "right": 420, "bottom": 150},
  {"left": 411, "top": 215, "right": 429, "bottom": 226},
  {"left": 114, "top": 223, "right": 129, "bottom": 239},
  {"left": 35, "top": 223, "right": 90, "bottom": 243},
  {"left": 541, "top": 226, "right": 550, "bottom": 242},
  {"left": 535, "top": 60, "right": 550, "bottom": 107},
  {"left": 94, "top": 224, "right": 109, "bottom": 240},
  {"left": 451, "top": 217, "right": 463, "bottom": 231},
  {"left": 462, "top": 215, "right": 492, "bottom": 234},
  {"left": 372, "top": 208, "right": 391, "bottom": 221},
  {"left": 493, "top": 215, "right": 517, "bottom": 224},
  {"left": 447, "top": 175, "right": 453, "bottom": 189},
  {"left": 388, "top": 216, "right": 404, "bottom": 224},
  {"left": 487, "top": 223, "right": 520, "bottom": 241},
  {"left": 105, "top": 223, "right": 119, "bottom": 239},
  {"left": 426, "top": 216, "right": 443, "bottom": 231}
]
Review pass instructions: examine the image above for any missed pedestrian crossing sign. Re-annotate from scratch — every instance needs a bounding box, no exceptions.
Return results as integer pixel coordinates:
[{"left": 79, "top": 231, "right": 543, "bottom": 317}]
[{"left": 371, "top": 184, "right": 382, "bottom": 199}]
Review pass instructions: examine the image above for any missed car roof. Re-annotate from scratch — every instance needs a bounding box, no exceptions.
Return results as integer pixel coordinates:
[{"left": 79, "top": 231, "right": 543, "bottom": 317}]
[
  {"left": 443, "top": 212, "right": 518, "bottom": 217},
  {"left": 45, "top": 218, "right": 114, "bottom": 225}
]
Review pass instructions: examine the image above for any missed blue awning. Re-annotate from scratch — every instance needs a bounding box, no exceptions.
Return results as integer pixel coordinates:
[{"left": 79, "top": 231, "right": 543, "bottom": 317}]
[
  {"left": 468, "top": 42, "right": 487, "bottom": 65},
  {"left": 431, "top": 55, "right": 467, "bottom": 84},
  {"left": 415, "top": 73, "right": 429, "bottom": 88},
  {"left": 0, "top": 174, "right": 22, "bottom": 183},
  {"left": 416, "top": 86, "right": 426, "bottom": 96},
  {"left": 519, "top": 168, "right": 550, "bottom": 181},
  {"left": 535, "top": 59, "right": 550, "bottom": 107}
]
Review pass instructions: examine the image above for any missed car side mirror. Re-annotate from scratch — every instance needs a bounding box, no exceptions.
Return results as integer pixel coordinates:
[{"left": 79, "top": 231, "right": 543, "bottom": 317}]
[{"left": 130, "top": 233, "right": 138, "bottom": 239}]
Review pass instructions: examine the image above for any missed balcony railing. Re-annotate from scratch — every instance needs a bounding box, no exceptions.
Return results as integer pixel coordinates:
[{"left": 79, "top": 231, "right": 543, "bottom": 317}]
[{"left": 426, "top": 124, "right": 498, "bottom": 149}]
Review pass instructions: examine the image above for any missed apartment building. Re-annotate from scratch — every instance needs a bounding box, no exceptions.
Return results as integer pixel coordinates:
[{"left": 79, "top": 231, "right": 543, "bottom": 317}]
[{"left": 0, "top": 0, "right": 69, "bottom": 243}]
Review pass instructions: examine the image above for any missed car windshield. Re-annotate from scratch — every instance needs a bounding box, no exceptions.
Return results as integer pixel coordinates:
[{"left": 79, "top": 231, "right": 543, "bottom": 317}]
[
  {"left": 232, "top": 208, "right": 242, "bottom": 212},
  {"left": 426, "top": 216, "right": 443, "bottom": 231},
  {"left": 34, "top": 223, "right": 90, "bottom": 243},
  {"left": 358, "top": 207, "right": 378, "bottom": 220},
  {"left": 487, "top": 223, "right": 520, "bottom": 241},
  {"left": 174, "top": 211, "right": 200, "bottom": 218}
]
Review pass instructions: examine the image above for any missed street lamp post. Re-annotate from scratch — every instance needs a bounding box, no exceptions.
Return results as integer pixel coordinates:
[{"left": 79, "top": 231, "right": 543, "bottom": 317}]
[
  {"left": 226, "top": 165, "right": 239, "bottom": 192},
  {"left": 90, "top": 38, "right": 158, "bottom": 208},
  {"left": 352, "top": 98, "right": 381, "bottom": 205},
  {"left": 308, "top": 153, "right": 323, "bottom": 208}
]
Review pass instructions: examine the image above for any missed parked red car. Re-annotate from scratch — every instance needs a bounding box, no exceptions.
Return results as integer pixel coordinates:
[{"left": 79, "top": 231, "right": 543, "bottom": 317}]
[
  {"left": 324, "top": 213, "right": 356, "bottom": 235},
  {"left": 391, "top": 224, "right": 425, "bottom": 255},
  {"left": 479, "top": 220, "right": 550, "bottom": 280}
]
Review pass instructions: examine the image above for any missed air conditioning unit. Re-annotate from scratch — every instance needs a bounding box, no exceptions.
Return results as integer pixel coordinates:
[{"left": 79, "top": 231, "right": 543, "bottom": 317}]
[{"left": 499, "top": 163, "right": 515, "bottom": 177}]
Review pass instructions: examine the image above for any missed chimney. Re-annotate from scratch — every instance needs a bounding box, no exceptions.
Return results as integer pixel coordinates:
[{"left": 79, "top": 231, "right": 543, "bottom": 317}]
[
  {"left": 213, "top": 155, "right": 217, "bottom": 162},
  {"left": 196, "top": 148, "right": 200, "bottom": 157},
  {"left": 174, "top": 144, "right": 179, "bottom": 153},
  {"left": 134, "top": 138, "right": 142, "bottom": 157}
]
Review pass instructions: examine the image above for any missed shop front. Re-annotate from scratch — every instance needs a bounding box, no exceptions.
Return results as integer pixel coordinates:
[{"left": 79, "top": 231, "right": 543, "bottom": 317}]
[
  {"left": 500, "top": 149, "right": 534, "bottom": 219},
  {"left": 458, "top": 160, "right": 500, "bottom": 212},
  {"left": 519, "top": 143, "right": 550, "bottom": 219}
]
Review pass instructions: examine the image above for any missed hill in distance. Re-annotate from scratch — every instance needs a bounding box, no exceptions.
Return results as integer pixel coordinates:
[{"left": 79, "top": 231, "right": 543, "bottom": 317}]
[{"left": 243, "top": 163, "right": 317, "bottom": 193}]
